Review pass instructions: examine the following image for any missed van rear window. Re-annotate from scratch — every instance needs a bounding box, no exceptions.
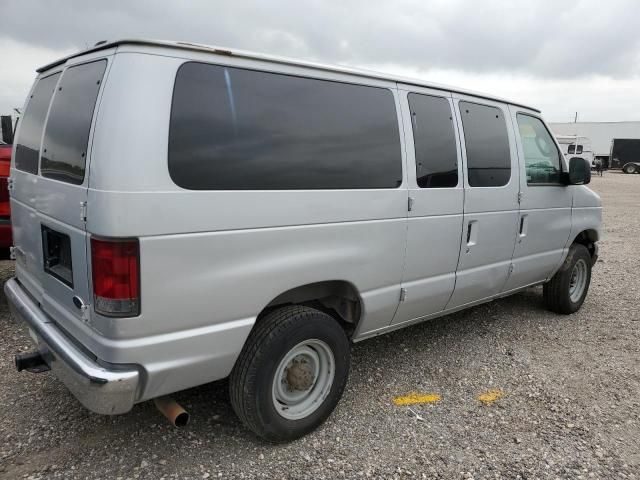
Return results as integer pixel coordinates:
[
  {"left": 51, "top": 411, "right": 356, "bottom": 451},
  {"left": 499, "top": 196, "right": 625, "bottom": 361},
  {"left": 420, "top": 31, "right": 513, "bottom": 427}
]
[
  {"left": 14, "top": 73, "right": 60, "bottom": 174},
  {"left": 169, "top": 62, "right": 402, "bottom": 190},
  {"left": 41, "top": 60, "right": 107, "bottom": 185}
]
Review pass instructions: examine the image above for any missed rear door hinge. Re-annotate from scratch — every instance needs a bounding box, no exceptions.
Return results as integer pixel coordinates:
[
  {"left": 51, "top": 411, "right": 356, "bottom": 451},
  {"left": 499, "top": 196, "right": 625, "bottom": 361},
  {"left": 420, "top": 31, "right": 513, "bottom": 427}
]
[
  {"left": 81, "top": 303, "right": 90, "bottom": 321},
  {"left": 399, "top": 288, "right": 407, "bottom": 302},
  {"left": 80, "top": 201, "right": 87, "bottom": 222},
  {"left": 408, "top": 196, "right": 414, "bottom": 212},
  {"left": 517, "top": 191, "right": 523, "bottom": 204},
  {"left": 7, "top": 177, "right": 14, "bottom": 192}
]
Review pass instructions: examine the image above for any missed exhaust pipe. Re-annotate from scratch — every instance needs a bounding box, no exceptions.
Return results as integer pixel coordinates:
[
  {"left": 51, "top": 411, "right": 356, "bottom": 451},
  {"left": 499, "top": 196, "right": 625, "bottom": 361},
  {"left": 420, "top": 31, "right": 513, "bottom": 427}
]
[
  {"left": 15, "top": 351, "right": 50, "bottom": 373},
  {"left": 154, "top": 396, "right": 190, "bottom": 427}
]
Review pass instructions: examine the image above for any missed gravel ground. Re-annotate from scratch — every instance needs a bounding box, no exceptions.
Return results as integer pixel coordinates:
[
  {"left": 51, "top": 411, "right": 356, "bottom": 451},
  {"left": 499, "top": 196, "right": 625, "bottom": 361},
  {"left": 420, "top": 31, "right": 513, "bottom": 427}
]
[{"left": 1, "top": 172, "right": 638, "bottom": 479}]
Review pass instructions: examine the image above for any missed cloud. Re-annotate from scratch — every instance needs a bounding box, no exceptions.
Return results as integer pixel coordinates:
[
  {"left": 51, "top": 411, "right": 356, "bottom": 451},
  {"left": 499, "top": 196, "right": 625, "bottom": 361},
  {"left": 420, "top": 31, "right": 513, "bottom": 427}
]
[
  {"left": 1, "top": 0, "right": 639, "bottom": 120},
  {"left": 371, "top": 64, "right": 640, "bottom": 121},
  {"left": 0, "top": 37, "right": 72, "bottom": 113}
]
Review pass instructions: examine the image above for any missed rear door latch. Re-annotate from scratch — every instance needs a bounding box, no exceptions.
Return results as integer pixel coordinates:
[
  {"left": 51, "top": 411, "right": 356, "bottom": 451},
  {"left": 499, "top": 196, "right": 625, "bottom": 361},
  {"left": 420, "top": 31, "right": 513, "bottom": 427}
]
[{"left": 73, "top": 295, "right": 90, "bottom": 321}]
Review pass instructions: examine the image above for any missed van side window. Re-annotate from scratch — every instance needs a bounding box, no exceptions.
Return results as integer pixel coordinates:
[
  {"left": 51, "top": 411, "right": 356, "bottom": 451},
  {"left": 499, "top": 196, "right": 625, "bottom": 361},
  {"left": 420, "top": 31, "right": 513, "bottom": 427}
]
[
  {"left": 169, "top": 62, "right": 403, "bottom": 190},
  {"left": 41, "top": 60, "right": 107, "bottom": 185},
  {"left": 516, "top": 114, "right": 562, "bottom": 185},
  {"left": 14, "top": 73, "right": 60, "bottom": 174},
  {"left": 567, "top": 144, "right": 583, "bottom": 154},
  {"left": 459, "top": 101, "right": 511, "bottom": 187},
  {"left": 408, "top": 93, "right": 458, "bottom": 188}
]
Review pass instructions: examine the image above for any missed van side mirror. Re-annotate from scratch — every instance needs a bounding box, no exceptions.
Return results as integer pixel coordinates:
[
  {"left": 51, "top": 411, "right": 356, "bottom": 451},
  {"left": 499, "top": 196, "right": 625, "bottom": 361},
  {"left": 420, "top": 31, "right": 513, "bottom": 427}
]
[{"left": 567, "top": 157, "right": 591, "bottom": 185}]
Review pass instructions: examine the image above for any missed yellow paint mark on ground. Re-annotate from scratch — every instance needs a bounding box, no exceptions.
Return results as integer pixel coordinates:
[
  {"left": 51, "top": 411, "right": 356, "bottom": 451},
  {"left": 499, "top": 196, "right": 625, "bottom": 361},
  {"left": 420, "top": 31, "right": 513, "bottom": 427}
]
[
  {"left": 393, "top": 392, "right": 441, "bottom": 406},
  {"left": 478, "top": 389, "right": 505, "bottom": 405}
]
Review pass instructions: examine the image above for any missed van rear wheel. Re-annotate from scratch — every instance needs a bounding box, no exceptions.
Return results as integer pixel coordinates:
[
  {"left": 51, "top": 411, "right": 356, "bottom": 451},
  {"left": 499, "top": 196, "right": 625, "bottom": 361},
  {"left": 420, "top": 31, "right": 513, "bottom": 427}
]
[
  {"left": 229, "top": 305, "right": 350, "bottom": 442},
  {"left": 543, "top": 243, "right": 592, "bottom": 314}
]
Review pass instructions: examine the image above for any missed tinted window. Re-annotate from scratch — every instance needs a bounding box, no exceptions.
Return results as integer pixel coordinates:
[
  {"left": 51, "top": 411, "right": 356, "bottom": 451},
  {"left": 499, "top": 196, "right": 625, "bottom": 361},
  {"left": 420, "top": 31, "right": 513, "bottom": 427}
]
[
  {"left": 517, "top": 114, "right": 562, "bottom": 185},
  {"left": 408, "top": 93, "right": 458, "bottom": 188},
  {"left": 169, "top": 62, "right": 402, "bottom": 190},
  {"left": 41, "top": 60, "right": 107, "bottom": 185},
  {"left": 459, "top": 101, "right": 511, "bottom": 187},
  {"left": 567, "top": 144, "right": 583, "bottom": 154},
  {"left": 14, "top": 73, "right": 60, "bottom": 174}
]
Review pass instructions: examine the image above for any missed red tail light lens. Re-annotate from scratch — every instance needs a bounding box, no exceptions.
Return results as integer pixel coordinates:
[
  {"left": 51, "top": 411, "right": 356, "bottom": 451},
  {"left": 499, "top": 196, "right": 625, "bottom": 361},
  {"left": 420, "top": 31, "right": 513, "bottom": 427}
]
[
  {"left": 0, "top": 156, "right": 10, "bottom": 218},
  {"left": 91, "top": 238, "right": 140, "bottom": 317},
  {"left": 0, "top": 178, "right": 9, "bottom": 217}
]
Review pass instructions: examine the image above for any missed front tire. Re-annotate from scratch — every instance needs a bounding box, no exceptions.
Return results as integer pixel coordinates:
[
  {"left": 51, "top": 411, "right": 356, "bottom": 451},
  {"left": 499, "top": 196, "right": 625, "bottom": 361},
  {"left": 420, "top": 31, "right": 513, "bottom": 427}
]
[
  {"left": 543, "top": 243, "right": 592, "bottom": 314},
  {"left": 229, "top": 305, "right": 350, "bottom": 442},
  {"left": 623, "top": 163, "right": 638, "bottom": 174}
]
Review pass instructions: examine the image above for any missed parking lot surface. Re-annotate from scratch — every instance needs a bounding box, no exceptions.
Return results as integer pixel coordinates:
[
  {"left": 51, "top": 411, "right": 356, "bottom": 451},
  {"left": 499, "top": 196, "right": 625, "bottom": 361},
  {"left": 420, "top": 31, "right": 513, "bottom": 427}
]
[{"left": 0, "top": 172, "right": 638, "bottom": 479}]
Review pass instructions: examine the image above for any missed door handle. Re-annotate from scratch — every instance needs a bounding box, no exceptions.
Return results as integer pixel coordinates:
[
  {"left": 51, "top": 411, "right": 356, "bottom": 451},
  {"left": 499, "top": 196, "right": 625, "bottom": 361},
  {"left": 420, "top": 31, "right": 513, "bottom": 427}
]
[
  {"left": 465, "top": 220, "right": 478, "bottom": 252},
  {"left": 519, "top": 214, "right": 528, "bottom": 240}
]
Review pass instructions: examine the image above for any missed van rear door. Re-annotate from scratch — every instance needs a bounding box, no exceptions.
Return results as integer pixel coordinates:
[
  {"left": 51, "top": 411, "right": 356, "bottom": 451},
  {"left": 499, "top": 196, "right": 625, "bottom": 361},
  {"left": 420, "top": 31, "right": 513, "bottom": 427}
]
[{"left": 11, "top": 59, "right": 107, "bottom": 329}]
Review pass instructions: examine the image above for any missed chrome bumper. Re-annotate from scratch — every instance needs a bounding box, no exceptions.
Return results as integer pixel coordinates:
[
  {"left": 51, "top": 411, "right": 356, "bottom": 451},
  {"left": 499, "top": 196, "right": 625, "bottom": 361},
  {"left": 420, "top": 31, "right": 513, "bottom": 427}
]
[{"left": 5, "top": 278, "right": 140, "bottom": 415}]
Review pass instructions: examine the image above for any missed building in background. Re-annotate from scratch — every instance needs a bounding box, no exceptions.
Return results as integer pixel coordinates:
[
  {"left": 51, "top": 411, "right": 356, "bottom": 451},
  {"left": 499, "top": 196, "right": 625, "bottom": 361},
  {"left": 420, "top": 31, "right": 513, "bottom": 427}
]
[{"left": 549, "top": 121, "right": 640, "bottom": 168}]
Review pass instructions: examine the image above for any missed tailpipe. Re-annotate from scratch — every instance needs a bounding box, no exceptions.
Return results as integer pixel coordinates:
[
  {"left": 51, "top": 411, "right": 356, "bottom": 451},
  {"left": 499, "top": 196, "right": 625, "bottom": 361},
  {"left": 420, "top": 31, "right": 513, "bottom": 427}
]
[
  {"left": 154, "top": 396, "right": 190, "bottom": 427},
  {"left": 14, "top": 351, "right": 50, "bottom": 373}
]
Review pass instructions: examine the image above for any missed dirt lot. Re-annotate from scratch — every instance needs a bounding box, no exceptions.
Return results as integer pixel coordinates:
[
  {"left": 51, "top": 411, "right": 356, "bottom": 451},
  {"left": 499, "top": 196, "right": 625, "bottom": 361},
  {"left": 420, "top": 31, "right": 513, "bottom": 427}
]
[{"left": 0, "top": 172, "right": 638, "bottom": 479}]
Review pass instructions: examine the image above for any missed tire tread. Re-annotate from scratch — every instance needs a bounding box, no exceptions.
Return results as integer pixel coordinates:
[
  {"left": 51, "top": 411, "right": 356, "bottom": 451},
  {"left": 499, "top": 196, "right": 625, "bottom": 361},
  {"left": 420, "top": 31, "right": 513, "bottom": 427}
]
[
  {"left": 229, "top": 305, "right": 348, "bottom": 441},
  {"left": 543, "top": 243, "right": 591, "bottom": 314}
]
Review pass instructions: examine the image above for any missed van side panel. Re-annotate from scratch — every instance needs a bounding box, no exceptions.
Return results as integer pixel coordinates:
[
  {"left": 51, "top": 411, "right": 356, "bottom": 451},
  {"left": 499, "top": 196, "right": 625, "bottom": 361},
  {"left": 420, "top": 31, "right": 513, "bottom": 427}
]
[{"left": 86, "top": 52, "right": 408, "bottom": 400}]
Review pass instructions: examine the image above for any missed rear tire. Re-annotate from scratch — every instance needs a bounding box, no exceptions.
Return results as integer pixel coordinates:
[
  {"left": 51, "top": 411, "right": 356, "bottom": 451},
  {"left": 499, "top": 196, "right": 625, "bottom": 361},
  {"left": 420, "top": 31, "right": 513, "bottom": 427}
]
[
  {"left": 622, "top": 163, "right": 638, "bottom": 174},
  {"left": 543, "top": 243, "right": 592, "bottom": 314},
  {"left": 229, "top": 305, "right": 350, "bottom": 442}
]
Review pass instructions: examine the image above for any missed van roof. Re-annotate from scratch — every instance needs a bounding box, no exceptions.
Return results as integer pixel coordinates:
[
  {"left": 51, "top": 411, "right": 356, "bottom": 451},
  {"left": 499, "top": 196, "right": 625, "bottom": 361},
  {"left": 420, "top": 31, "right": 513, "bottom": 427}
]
[{"left": 37, "top": 38, "right": 540, "bottom": 113}]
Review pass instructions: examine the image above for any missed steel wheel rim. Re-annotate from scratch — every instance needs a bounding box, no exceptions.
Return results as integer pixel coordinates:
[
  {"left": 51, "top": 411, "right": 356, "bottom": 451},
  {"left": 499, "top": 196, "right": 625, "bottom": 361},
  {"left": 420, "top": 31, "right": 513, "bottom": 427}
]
[
  {"left": 569, "top": 259, "right": 588, "bottom": 303},
  {"left": 272, "top": 339, "right": 335, "bottom": 420}
]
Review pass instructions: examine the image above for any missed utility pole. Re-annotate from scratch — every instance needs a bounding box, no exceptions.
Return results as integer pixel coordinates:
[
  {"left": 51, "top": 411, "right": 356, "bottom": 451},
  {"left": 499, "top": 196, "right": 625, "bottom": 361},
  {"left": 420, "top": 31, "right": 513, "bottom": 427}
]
[{"left": 574, "top": 112, "right": 578, "bottom": 123}]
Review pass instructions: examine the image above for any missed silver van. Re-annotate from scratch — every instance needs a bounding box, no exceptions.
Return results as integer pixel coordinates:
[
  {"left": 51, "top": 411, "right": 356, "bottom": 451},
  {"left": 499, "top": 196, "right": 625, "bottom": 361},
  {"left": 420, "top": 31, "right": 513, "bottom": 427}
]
[{"left": 6, "top": 40, "right": 601, "bottom": 441}]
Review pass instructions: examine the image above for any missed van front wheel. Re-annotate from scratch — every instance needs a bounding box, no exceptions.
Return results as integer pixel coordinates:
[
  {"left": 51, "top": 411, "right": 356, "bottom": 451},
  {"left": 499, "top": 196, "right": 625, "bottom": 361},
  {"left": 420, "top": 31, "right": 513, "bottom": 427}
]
[
  {"left": 543, "top": 243, "right": 592, "bottom": 314},
  {"left": 229, "top": 305, "right": 350, "bottom": 442}
]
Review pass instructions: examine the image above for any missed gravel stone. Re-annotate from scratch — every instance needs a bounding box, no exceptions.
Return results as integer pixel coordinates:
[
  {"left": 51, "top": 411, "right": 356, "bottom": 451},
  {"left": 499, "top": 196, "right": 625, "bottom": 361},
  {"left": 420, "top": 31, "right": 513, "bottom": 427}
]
[{"left": 0, "top": 172, "right": 638, "bottom": 479}]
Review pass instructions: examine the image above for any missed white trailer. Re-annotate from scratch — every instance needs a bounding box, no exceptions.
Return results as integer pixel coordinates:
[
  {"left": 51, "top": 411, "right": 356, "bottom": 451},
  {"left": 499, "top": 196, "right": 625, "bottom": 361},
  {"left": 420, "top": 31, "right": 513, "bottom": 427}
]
[
  {"left": 550, "top": 121, "right": 640, "bottom": 168},
  {"left": 555, "top": 135, "right": 595, "bottom": 168}
]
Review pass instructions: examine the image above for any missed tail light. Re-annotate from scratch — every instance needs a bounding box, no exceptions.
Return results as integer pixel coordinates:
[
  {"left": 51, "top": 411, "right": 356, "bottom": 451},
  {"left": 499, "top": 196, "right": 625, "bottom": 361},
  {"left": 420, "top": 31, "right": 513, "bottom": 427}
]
[
  {"left": 0, "top": 177, "right": 9, "bottom": 217},
  {"left": 91, "top": 238, "right": 140, "bottom": 317}
]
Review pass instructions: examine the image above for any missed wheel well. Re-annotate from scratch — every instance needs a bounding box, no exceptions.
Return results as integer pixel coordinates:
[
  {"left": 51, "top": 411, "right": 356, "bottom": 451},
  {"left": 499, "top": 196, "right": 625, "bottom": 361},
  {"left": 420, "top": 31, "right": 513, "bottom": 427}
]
[
  {"left": 573, "top": 230, "right": 598, "bottom": 258},
  {"left": 261, "top": 281, "right": 362, "bottom": 336}
]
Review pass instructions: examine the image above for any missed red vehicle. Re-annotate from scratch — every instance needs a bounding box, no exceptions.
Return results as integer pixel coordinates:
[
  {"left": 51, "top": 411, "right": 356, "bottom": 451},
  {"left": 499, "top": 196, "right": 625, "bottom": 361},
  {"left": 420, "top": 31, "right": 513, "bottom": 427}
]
[{"left": 0, "top": 141, "right": 12, "bottom": 249}]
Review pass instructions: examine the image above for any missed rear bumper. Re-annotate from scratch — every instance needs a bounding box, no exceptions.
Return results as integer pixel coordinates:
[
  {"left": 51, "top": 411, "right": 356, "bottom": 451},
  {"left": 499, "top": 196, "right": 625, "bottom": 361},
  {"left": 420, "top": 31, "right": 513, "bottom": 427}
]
[{"left": 5, "top": 277, "right": 140, "bottom": 414}]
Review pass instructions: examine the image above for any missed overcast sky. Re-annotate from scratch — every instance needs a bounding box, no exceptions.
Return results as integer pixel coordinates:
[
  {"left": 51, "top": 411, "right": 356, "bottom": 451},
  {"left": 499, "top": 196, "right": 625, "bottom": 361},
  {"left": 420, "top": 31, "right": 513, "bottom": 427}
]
[{"left": 1, "top": 0, "right": 639, "bottom": 122}]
